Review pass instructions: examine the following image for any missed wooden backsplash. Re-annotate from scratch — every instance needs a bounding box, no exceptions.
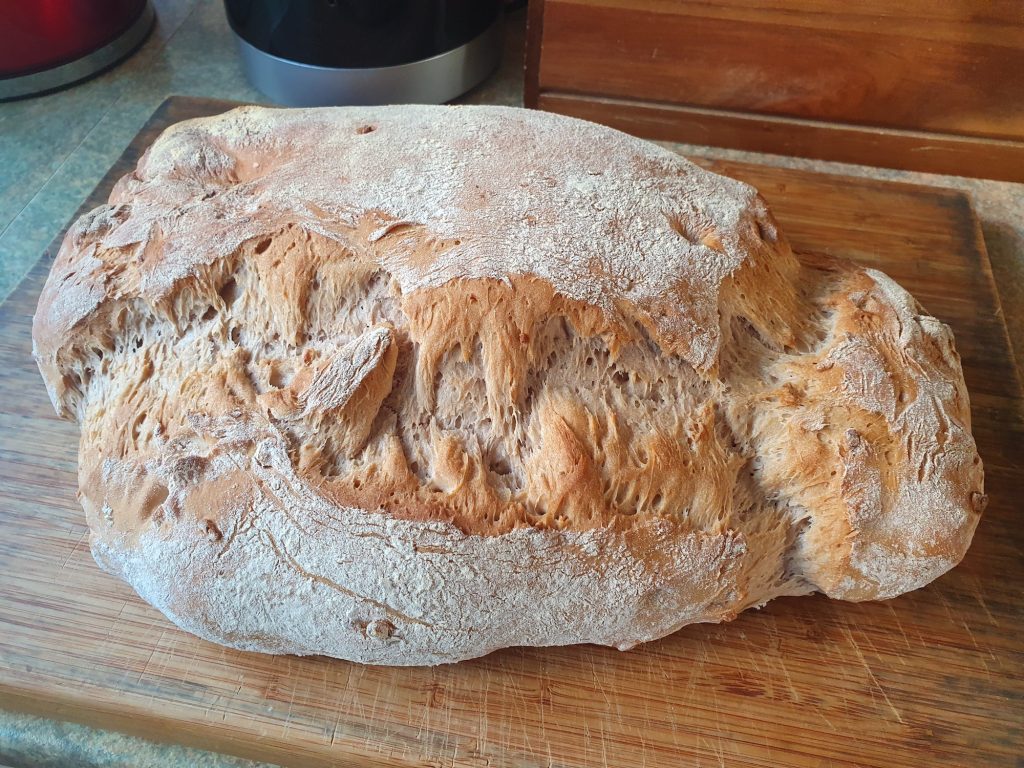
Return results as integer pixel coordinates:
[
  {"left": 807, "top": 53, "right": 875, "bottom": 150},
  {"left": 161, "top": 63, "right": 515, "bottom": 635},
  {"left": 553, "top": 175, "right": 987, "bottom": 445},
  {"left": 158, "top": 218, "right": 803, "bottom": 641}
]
[{"left": 525, "top": 0, "right": 1024, "bottom": 180}]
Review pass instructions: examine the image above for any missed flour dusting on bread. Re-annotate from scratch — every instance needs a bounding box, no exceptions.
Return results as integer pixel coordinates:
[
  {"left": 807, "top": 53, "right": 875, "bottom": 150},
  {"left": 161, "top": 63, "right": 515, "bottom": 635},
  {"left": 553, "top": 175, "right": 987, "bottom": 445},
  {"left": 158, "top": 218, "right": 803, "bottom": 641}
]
[{"left": 33, "top": 106, "right": 984, "bottom": 664}]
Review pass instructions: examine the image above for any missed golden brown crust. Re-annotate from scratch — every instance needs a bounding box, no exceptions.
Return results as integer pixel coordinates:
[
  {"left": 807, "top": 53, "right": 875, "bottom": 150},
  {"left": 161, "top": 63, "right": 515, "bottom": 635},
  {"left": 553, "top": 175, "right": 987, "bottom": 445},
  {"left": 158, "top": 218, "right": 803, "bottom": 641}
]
[{"left": 32, "top": 106, "right": 984, "bottom": 664}]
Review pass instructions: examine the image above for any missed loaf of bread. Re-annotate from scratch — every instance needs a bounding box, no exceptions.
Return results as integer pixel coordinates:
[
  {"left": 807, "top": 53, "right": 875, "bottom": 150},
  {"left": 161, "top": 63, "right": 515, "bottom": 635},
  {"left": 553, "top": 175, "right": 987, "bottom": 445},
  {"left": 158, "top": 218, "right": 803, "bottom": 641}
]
[{"left": 33, "top": 106, "right": 985, "bottom": 665}]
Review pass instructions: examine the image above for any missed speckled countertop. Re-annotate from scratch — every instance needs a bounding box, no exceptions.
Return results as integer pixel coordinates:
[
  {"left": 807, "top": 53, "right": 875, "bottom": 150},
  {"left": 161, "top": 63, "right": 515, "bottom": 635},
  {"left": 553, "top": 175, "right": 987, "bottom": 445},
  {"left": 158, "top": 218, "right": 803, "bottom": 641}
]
[{"left": 1, "top": 1, "right": 1021, "bottom": 766}]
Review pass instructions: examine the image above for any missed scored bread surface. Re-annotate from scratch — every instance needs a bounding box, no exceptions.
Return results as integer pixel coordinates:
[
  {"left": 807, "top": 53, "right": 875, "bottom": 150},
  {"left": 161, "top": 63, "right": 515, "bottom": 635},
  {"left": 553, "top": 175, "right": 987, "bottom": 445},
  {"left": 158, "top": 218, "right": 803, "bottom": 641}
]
[{"left": 33, "top": 105, "right": 985, "bottom": 665}]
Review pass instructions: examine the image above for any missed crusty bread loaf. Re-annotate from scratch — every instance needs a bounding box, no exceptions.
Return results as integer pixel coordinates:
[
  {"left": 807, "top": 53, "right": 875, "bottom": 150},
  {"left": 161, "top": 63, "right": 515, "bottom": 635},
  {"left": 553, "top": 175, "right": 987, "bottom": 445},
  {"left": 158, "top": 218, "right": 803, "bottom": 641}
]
[{"left": 32, "top": 105, "right": 985, "bottom": 665}]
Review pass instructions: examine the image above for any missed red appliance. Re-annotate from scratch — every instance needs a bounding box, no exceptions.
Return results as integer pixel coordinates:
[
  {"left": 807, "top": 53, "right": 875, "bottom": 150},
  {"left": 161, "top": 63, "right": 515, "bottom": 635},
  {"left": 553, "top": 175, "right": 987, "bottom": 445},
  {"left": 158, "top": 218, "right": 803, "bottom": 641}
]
[{"left": 0, "top": 0, "right": 154, "bottom": 100}]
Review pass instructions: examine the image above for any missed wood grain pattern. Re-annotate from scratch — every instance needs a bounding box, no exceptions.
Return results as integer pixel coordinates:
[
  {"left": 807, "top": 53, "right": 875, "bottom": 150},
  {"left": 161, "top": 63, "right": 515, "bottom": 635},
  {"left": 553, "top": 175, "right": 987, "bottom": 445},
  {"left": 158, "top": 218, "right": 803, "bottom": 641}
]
[
  {"left": 1, "top": 97, "right": 1022, "bottom": 768},
  {"left": 538, "top": 92, "right": 1024, "bottom": 184},
  {"left": 523, "top": 0, "right": 546, "bottom": 113},
  {"left": 526, "top": 0, "right": 1024, "bottom": 180}
]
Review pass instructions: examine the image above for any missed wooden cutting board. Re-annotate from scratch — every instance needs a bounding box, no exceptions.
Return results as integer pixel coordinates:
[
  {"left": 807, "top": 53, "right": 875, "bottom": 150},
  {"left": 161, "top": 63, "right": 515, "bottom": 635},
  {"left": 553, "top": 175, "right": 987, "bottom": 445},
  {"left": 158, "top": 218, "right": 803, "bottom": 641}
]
[{"left": 1, "top": 96, "right": 1021, "bottom": 768}]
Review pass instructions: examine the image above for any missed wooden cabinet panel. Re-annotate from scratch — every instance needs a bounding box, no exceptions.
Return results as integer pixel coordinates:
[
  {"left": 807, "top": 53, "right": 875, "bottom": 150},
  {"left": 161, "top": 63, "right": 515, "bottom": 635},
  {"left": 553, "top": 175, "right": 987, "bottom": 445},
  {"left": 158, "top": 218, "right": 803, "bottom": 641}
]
[
  {"left": 527, "top": 0, "right": 1024, "bottom": 179},
  {"left": 539, "top": 92, "right": 1024, "bottom": 181}
]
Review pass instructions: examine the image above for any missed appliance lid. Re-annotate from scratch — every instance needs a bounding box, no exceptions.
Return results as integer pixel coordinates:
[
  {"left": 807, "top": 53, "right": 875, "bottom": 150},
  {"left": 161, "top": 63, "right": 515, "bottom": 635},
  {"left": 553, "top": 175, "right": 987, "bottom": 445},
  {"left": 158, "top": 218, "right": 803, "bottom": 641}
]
[{"left": 225, "top": 0, "right": 501, "bottom": 69}]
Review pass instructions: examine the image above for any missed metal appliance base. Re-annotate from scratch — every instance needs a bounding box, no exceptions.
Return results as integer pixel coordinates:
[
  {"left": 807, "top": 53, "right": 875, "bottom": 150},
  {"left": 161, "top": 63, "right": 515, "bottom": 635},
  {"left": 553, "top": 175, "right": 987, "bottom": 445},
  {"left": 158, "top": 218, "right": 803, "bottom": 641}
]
[
  {"left": 234, "top": 16, "right": 502, "bottom": 107},
  {"left": 0, "top": 2, "right": 155, "bottom": 101}
]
